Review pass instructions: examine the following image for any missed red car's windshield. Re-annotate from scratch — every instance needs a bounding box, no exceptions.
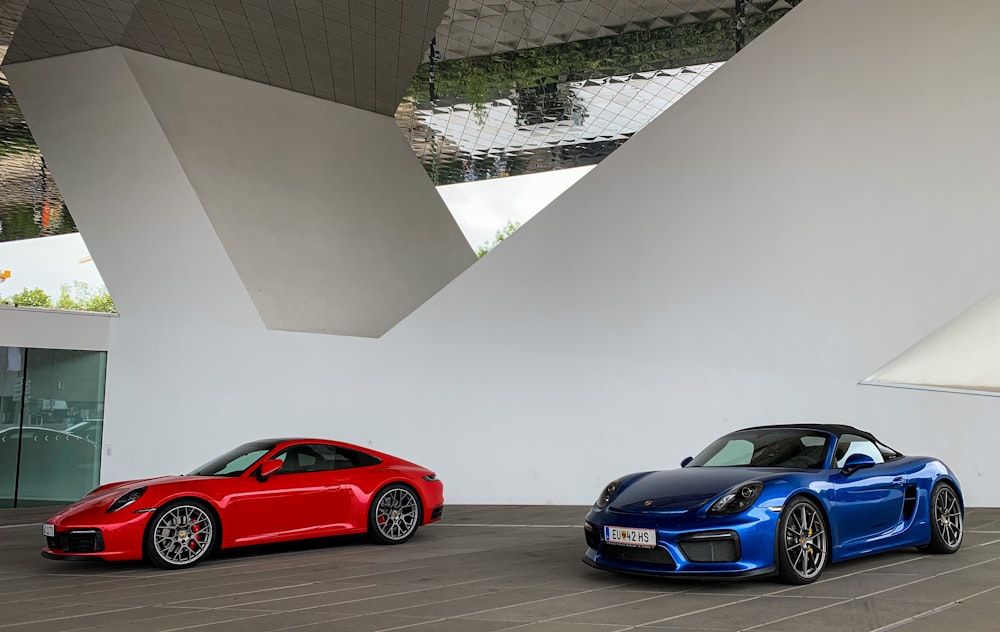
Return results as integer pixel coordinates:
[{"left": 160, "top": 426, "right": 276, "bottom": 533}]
[{"left": 188, "top": 442, "right": 276, "bottom": 476}]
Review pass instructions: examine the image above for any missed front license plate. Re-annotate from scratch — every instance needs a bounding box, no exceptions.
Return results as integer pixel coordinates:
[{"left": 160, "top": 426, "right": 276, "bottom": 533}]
[
  {"left": 604, "top": 525, "right": 656, "bottom": 547},
  {"left": 42, "top": 523, "right": 54, "bottom": 537}
]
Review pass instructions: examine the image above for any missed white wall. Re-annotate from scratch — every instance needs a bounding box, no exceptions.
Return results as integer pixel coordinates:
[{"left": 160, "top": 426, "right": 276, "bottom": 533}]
[
  {"left": 0, "top": 305, "right": 110, "bottom": 351},
  {"left": 125, "top": 48, "right": 473, "bottom": 338},
  {"left": 6, "top": 0, "right": 1000, "bottom": 505}
]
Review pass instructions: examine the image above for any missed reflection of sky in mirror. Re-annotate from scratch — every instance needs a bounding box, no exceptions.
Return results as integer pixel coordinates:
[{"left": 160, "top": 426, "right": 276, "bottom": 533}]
[{"left": 414, "top": 63, "right": 721, "bottom": 156}]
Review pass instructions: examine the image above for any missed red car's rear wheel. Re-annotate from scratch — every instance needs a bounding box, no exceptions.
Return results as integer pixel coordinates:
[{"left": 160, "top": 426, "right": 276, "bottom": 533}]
[{"left": 369, "top": 484, "right": 421, "bottom": 544}]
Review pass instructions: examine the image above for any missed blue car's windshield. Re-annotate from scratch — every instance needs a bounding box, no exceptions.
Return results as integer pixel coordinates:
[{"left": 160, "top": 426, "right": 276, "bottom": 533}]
[{"left": 689, "top": 429, "right": 829, "bottom": 469}]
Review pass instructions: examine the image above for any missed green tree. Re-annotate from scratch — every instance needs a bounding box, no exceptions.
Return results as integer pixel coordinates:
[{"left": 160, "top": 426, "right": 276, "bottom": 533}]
[
  {"left": 56, "top": 281, "right": 117, "bottom": 313},
  {"left": 476, "top": 220, "right": 522, "bottom": 258},
  {"left": 5, "top": 287, "right": 53, "bottom": 308}
]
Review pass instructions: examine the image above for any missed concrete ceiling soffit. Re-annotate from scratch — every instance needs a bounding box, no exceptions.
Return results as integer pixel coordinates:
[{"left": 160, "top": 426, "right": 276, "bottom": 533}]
[
  {"left": 3, "top": 0, "right": 448, "bottom": 115},
  {"left": 863, "top": 288, "right": 1000, "bottom": 396}
]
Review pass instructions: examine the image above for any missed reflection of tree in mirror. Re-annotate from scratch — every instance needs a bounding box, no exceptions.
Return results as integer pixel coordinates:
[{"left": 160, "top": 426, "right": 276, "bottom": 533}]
[
  {"left": 0, "top": 86, "right": 39, "bottom": 159},
  {"left": 405, "top": 7, "right": 798, "bottom": 109},
  {"left": 0, "top": 202, "right": 78, "bottom": 242},
  {"left": 476, "top": 220, "right": 522, "bottom": 259}
]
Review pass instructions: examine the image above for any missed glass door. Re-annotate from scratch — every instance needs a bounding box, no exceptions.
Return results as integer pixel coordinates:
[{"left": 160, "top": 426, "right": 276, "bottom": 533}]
[
  {"left": 0, "top": 346, "right": 106, "bottom": 507},
  {"left": 16, "top": 349, "right": 106, "bottom": 505}
]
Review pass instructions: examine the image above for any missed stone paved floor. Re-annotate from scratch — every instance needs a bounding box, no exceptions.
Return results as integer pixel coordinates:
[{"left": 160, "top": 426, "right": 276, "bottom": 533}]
[{"left": 1, "top": 505, "right": 999, "bottom": 631}]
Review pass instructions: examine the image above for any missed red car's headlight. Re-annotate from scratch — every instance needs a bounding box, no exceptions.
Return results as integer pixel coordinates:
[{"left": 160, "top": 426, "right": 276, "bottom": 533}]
[{"left": 107, "top": 487, "right": 146, "bottom": 513}]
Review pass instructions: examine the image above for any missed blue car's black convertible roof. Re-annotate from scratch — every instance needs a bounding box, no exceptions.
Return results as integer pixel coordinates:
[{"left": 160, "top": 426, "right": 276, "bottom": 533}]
[{"left": 738, "top": 423, "right": 882, "bottom": 444}]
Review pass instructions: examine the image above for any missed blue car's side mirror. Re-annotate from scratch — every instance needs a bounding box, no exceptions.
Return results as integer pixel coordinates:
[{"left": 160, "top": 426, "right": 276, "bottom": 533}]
[
  {"left": 841, "top": 453, "right": 876, "bottom": 475},
  {"left": 680, "top": 456, "right": 693, "bottom": 468}
]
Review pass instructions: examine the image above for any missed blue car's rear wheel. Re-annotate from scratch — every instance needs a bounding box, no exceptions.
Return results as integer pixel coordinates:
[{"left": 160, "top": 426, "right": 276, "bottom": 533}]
[
  {"left": 777, "top": 496, "right": 828, "bottom": 584},
  {"left": 924, "top": 482, "right": 963, "bottom": 554}
]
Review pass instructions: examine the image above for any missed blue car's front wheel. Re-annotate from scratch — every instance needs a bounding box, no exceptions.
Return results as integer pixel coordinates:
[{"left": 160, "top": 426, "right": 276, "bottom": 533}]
[{"left": 777, "top": 496, "right": 829, "bottom": 584}]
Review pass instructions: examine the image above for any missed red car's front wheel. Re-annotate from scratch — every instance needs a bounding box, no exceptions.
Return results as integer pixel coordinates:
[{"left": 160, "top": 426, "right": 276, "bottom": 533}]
[{"left": 145, "top": 499, "right": 217, "bottom": 569}]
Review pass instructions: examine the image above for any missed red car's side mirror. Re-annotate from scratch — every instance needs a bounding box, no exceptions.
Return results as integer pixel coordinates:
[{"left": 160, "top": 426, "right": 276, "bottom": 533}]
[{"left": 258, "top": 459, "right": 282, "bottom": 480}]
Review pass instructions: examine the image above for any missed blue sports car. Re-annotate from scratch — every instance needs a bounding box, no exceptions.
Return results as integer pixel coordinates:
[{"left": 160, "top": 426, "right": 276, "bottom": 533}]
[{"left": 583, "top": 424, "right": 964, "bottom": 584}]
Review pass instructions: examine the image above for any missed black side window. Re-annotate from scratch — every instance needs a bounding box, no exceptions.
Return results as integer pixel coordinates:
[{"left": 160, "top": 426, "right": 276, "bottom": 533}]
[
  {"left": 276, "top": 444, "right": 338, "bottom": 473},
  {"left": 834, "top": 434, "right": 885, "bottom": 468},
  {"left": 334, "top": 448, "right": 381, "bottom": 470},
  {"left": 877, "top": 441, "right": 903, "bottom": 461}
]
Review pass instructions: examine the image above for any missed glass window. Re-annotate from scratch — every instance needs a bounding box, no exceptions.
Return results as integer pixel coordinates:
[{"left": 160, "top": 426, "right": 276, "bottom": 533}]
[
  {"left": 689, "top": 429, "right": 830, "bottom": 469},
  {"left": 189, "top": 442, "right": 275, "bottom": 476},
  {"left": 337, "top": 448, "right": 381, "bottom": 469},
  {"left": 834, "top": 434, "right": 885, "bottom": 468},
  {"left": 274, "top": 444, "right": 339, "bottom": 474},
  {"left": 877, "top": 441, "right": 903, "bottom": 461},
  {"left": 0, "top": 346, "right": 25, "bottom": 509},
  {"left": 701, "top": 439, "right": 754, "bottom": 466},
  {"left": 9, "top": 348, "right": 107, "bottom": 506}
]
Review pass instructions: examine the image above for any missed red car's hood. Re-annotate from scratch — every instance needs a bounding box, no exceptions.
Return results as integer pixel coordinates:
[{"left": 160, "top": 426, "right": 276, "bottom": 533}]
[{"left": 51, "top": 475, "right": 217, "bottom": 519}]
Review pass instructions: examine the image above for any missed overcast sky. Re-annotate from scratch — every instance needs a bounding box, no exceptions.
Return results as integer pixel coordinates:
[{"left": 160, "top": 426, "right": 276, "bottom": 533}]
[
  {"left": 437, "top": 165, "right": 594, "bottom": 249},
  {"left": 0, "top": 165, "right": 594, "bottom": 301},
  {"left": 0, "top": 233, "right": 105, "bottom": 301}
]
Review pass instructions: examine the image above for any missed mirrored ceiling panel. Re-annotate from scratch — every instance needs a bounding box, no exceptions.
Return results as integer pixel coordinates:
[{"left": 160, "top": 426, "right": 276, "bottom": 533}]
[
  {"left": 397, "top": 0, "right": 801, "bottom": 184},
  {"left": 0, "top": 84, "right": 75, "bottom": 242},
  {"left": 0, "top": 0, "right": 804, "bottom": 245}
]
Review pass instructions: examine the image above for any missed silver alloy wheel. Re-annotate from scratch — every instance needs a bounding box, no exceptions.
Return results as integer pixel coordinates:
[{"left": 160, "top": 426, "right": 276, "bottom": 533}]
[
  {"left": 374, "top": 487, "right": 418, "bottom": 541},
  {"left": 934, "top": 485, "right": 963, "bottom": 548},
  {"left": 152, "top": 504, "right": 214, "bottom": 566},
  {"left": 784, "top": 501, "right": 827, "bottom": 580}
]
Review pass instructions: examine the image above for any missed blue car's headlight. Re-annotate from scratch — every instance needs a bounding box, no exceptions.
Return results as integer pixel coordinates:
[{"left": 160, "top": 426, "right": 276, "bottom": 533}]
[
  {"left": 107, "top": 487, "right": 146, "bottom": 513},
  {"left": 595, "top": 479, "right": 622, "bottom": 509},
  {"left": 708, "top": 481, "right": 763, "bottom": 514}
]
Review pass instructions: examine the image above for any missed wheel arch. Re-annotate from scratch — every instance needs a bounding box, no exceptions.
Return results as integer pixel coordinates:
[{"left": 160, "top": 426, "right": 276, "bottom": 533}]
[
  {"left": 142, "top": 495, "right": 225, "bottom": 556},
  {"left": 371, "top": 479, "right": 425, "bottom": 517},
  {"left": 933, "top": 476, "right": 965, "bottom": 513},
  {"left": 773, "top": 491, "right": 834, "bottom": 557}
]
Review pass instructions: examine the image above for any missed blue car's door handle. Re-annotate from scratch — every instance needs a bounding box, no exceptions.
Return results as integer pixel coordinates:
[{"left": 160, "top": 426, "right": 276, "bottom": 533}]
[{"left": 891, "top": 477, "right": 905, "bottom": 487}]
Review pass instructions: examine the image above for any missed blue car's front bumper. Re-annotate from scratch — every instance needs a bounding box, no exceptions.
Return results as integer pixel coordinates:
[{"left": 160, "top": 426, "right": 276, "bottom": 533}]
[{"left": 583, "top": 505, "right": 780, "bottom": 578}]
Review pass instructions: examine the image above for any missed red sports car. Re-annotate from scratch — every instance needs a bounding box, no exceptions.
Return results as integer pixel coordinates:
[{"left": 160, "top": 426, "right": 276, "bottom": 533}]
[{"left": 41, "top": 438, "right": 445, "bottom": 569}]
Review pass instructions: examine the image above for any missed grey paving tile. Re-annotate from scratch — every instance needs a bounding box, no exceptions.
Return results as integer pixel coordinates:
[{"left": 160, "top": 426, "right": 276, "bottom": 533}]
[
  {"left": 637, "top": 595, "right": 844, "bottom": 630},
  {"left": 281, "top": 613, "right": 512, "bottom": 632},
  {"left": 468, "top": 588, "right": 677, "bottom": 623},
  {"left": 491, "top": 623, "right": 631, "bottom": 632},
  {"left": 298, "top": 584, "right": 506, "bottom": 616},
  {"left": 749, "top": 597, "right": 954, "bottom": 632},
  {"left": 554, "top": 592, "right": 752, "bottom": 627},
  {"left": 889, "top": 588, "right": 1000, "bottom": 631},
  {"left": 7, "top": 607, "right": 267, "bottom": 632},
  {"left": 0, "top": 601, "right": 143, "bottom": 628}
]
